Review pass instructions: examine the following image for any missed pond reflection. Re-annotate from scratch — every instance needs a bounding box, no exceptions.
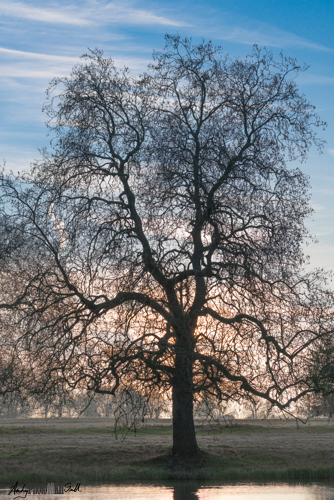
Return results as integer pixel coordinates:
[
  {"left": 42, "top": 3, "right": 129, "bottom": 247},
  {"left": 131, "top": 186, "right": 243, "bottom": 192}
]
[
  {"left": 1, "top": 482, "right": 334, "bottom": 499},
  {"left": 173, "top": 482, "right": 199, "bottom": 500}
]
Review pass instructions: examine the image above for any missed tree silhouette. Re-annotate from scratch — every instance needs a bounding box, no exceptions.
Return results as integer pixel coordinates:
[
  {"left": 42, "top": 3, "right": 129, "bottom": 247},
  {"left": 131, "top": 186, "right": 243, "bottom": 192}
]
[{"left": 1, "top": 35, "right": 333, "bottom": 457}]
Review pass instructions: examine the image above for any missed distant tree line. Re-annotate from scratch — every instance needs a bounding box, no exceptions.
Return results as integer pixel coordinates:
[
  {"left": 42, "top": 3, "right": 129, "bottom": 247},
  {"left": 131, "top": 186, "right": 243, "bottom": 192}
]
[{"left": 1, "top": 388, "right": 333, "bottom": 422}]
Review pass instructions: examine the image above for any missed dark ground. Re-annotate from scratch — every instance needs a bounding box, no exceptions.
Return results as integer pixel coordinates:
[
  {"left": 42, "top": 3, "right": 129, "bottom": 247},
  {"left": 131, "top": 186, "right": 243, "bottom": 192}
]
[{"left": 0, "top": 417, "right": 333, "bottom": 483}]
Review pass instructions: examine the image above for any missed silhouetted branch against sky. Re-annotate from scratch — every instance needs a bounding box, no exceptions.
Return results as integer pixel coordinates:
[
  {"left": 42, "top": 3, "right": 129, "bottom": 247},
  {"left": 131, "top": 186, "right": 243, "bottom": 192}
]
[
  {"left": 1, "top": 0, "right": 334, "bottom": 270},
  {"left": 1, "top": 35, "right": 334, "bottom": 456}
]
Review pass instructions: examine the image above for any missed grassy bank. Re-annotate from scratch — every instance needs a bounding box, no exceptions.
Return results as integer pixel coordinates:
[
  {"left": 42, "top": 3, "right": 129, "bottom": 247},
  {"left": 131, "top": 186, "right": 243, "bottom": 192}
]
[
  {"left": 0, "top": 419, "right": 334, "bottom": 484},
  {"left": 1, "top": 461, "right": 334, "bottom": 485}
]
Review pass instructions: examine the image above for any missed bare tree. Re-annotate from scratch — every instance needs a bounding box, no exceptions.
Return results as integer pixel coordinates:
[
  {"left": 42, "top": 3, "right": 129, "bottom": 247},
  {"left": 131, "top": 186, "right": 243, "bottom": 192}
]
[
  {"left": 303, "top": 337, "right": 334, "bottom": 418},
  {"left": 1, "top": 35, "right": 333, "bottom": 458}
]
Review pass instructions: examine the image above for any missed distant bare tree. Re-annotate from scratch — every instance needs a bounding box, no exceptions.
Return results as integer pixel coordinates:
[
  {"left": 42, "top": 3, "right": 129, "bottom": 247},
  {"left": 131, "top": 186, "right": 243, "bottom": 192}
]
[
  {"left": 1, "top": 35, "right": 333, "bottom": 458},
  {"left": 243, "top": 395, "right": 273, "bottom": 419},
  {"left": 302, "top": 338, "right": 334, "bottom": 418}
]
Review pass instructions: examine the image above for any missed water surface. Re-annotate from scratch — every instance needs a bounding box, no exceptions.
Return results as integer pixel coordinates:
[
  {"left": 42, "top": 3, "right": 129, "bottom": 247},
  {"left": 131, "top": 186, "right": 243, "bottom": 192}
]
[{"left": 1, "top": 482, "right": 334, "bottom": 499}]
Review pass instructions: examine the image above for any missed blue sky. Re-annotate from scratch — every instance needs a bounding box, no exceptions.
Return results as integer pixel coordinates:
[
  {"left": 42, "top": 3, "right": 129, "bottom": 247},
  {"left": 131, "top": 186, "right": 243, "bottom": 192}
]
[{"left": 1, "top": 0, "right": 334, "bottom": 272}]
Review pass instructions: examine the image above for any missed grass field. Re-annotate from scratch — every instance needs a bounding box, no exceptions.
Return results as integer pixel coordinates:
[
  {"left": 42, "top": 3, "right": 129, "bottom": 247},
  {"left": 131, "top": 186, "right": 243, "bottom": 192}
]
[{"left": 0, "top": 417, "right": 334, "bottom": 484}]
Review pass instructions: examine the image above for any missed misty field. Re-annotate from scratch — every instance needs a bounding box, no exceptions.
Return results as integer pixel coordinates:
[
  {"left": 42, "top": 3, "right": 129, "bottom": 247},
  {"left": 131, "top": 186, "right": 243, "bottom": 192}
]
[{"left": 0, "top": 417, "right": 334, "bottom": 484}]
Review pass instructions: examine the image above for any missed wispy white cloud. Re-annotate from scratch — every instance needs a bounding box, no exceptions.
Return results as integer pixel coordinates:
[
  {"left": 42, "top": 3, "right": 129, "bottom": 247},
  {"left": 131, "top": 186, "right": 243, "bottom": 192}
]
[
  {"left": 0, "top": 147, "right": 42, "bottom": 175},
  {"left": 215, "top": 24, "right": 333, "bottom": 52},
  {"left": 310, "top": 204, "right": 325, "bottom": 211},
  {"left": 328, "top": 149, "right": 334, "bottom": 156},
  {"left": 0, "top": 47, "right": 150, "bottom": 79},
  {"left": 0, "top": 47, "right": 80, "bottom": 80},
  {"left": 298, "top": 74, "right": 334, "bottom": 85},
  {"left": 0, "top": 47, "right": 80, "bottom": 63},
  {"left": 100, "top": 1, "right": 188, "bottom": 27},
  {"left": 304, "top": 242, "right": 334, "bottom": 273},
  {"left": 0, "top": 66, "right": 71, "bottom": 79},
  {"left": 0, "top": 1, "right": 187, "bottom": 28},
  {"left": 0, "top": 2, "right": 90, "bottom": 26}
]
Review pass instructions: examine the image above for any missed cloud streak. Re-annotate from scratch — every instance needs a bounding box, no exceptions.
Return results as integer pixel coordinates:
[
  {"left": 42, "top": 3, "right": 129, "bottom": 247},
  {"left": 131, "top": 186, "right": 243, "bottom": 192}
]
[
  {"left": 215, "top": 24, "right": 333, "bottom": 52},
  {"left": 0, "top": 1, "right": 187, "bottom": 27},
  {"left": 0, "top": 47, "right": 81, "bottom": 80},
  {"left": 0, "top": 2, "right": 90, "bottom": 26},
  {"left": 0, "top": 47, "right": 80, "bottom": 63},
  {"left": 0, "top": 47, "right": 151, "bottom": 79},
  {"left": 100, "top": 1, "right": 188, "bottom": 26}
]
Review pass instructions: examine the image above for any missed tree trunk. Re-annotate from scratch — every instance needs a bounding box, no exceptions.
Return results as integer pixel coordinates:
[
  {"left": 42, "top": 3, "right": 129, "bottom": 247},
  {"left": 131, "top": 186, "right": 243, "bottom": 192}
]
[{"left": 172, "top": 337, "right": 200, "bottom": 457}]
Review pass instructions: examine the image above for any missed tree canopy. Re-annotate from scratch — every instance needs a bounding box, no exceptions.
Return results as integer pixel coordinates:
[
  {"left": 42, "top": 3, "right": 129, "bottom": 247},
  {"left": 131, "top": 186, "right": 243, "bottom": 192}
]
[{"left": 0, "top": 35, "right": 333, "bottom": 457}]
